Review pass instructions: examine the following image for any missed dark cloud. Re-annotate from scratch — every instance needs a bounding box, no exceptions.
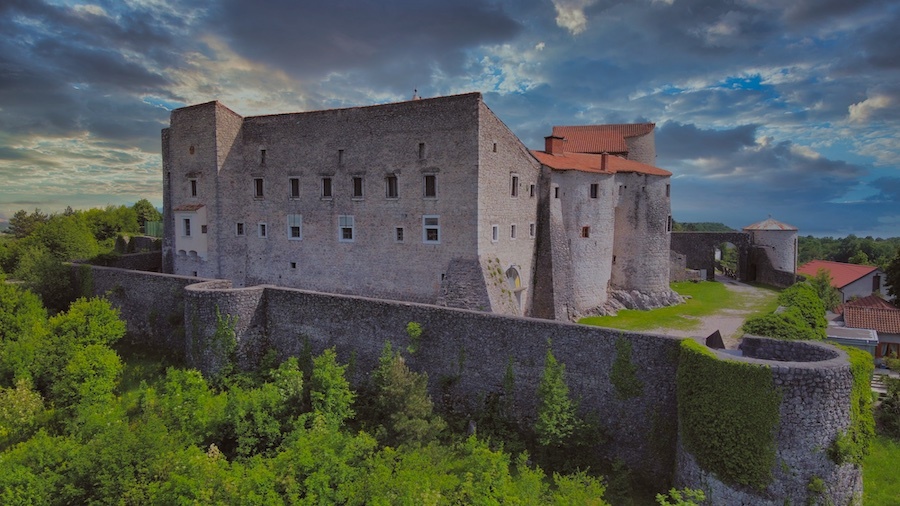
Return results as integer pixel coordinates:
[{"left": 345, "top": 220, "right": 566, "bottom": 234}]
[
  {"left": 657, "top": 122, "right": 757, "bottom": 160},
  {"left": 868, "top": 177, "right": 900, "bottom": 202},
  {"left": 212, "top": 0, "right": 521, "bottom": 89}
]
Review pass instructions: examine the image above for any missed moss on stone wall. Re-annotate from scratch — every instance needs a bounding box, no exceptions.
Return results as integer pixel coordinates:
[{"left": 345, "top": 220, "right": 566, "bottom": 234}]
[
  {"left": 677, "top": 339, "right": 781, "bottom": 490},
  {"left": 829, "top": 345, "right": 874, "bottom": 466},
  {"left": 611, "top": 337, "right": 643, "bottom": 399}
]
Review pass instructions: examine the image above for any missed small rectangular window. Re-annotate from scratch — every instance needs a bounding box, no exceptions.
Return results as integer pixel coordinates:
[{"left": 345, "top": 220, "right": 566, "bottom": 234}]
[
  {"left": 423, "top": 215, "right": 440, "bottom": 243},
  {"left": 510, "top": 174, "right": 519, "bottom": 197},
  {"left": 510, "top": 224, "right": 517, "bottom": 239},
  {"left": 590, "top": 183, "right": 599, "bottom": 199},
  {"left": 287, "top": 214, "right": 302, "bottom": 240},
  {"left": 352, "top": 176, "right": 364, "bottom": 198},
  {"left": 258, "top": 223, "right": 267, "bottom": 238},
  {"left": 290, "top": 178, "right": 300, "bottom": 199},
  {"left": 338, "top": 149, "right": 344, "bottom": 165},
  {"left": 236, "top": 223, "right": 244, "bottom": 236},
  {"left": 554, "top": 187, "right": 560, "bottom": 199},
  {"left": 491, "top": 224, "right": 499, "bottom": 242},
  {"left": 667, "top": 215, "right": 672, "bottom": 233},
  {"left": 385, "top": 174, "right": 398, "bottom": 198},
  {"left": 201, "top": 225, "right": 207, "bottom": 234},
  {"left": 581, "top": 226, "right": 590, "bottom": 238},
  {"left": 666, "top": 184, "right": 671, "bottom": 197},
  {"left": 338, "top": 215, "right": 354, "bottom": 242},
  {"left": 259, "top": 149, "right": 266, "bottom": 165},
  {"left": 254, "top": 178, "right": 264, "bottom": 198},
  {"left": 529, "top": 223, "right": 535, "bottom": 238},
  {"left": 395, "top": 227, "right": 404, "bottom": 242},
  {"left": 424, "top": 174, "right": 437, "bottom": 198},
  {"left": 529, "top": 184, "right": 535, "bottom": 198},
  {"left": 290, "top": 262, "right": 297, "bottom": 269},
  {"left": 183, "top": 218, "right": 191, "bottom": 237},
  {"left": 322, "top": 177, "right": 333, "bottom": 198},
  {"left": 492, "top": 142, "right": 497, "bottom": 153},
  {"left": 190, "top": 179, "right": 197, "bottom": 197},
  {"left": 418, "top": 142, "right": 426, "bottom": 159}
]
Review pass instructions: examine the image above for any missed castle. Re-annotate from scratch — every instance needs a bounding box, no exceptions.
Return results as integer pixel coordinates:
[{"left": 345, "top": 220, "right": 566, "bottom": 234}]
[{"left": 162, "top": 92, "right": 679, "bottom": 320}]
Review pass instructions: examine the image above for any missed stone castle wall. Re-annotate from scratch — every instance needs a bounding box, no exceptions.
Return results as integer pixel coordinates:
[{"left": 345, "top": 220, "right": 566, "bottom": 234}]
[
  {"left": 611, "top": 172, "right": 672, "bottom": 294},
  {"left": 74, "top": 264, "right": 861, "bottom": 503}
]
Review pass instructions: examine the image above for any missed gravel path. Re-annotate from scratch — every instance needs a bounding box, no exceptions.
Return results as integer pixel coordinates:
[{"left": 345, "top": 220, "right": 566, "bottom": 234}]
[{"left": 649, "top": 276, "right": 776, "bottom": 349}]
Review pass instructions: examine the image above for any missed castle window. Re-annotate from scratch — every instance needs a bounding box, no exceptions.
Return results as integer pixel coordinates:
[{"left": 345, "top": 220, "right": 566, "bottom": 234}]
[
  {"left": 589, "top": 183, "right": 599, "bottom": 199},
  {"left": 423, "top": 215, "right": 440, "bottom": 243},
  {"left": 259, "top": 149, "right": 266, "bottom": 165},
  {"left": 183, "top": 218, "right": 191, "bottom": 237},
  {"left": 554, "top": 186, "right": 559, "bottom": 199},
  {"left": 189, "top": 145, "right": 195, "bottom": 155},
  {"left": 254, "top": 178, "right": 264, "bottom": 198},
  {"left": 190, "top": 179, "right": 198, "bottom": 197},
  {"left": 395, "top": 227, "right": 404, "bottom": 242},
  {"left": 201, "top": 225, "right": 207, "bottom": 234},
  {"left": 291, "top": 262, "right": 297, "bottom": 269},
  {"left": 529, "top": 223, "right": 535, "bottom": 238},
  {"left": 236, "top": 223, "right": 244, "bottom": 236},
  {"left": 510, "top": 174, "right": 519, "bottom": 197},
  {"left": 338, "top": 215, "right": 354, "bottom": 242},
  {"left": 581, "top": 226, "right": 590, "bottom": 238},
  {"left": 423, "top": 174, "right": 437, "bottom": 198},
  {"left": 287, "top": 214, "right": 302, "bottom": 240},
  {"left": 352, "top": 176, "right": 364, "bottom": 199},
  {"left": 258, "top": 223, "right": 267, "bottom": 238},
  {"left": 385, "top": 174, "right": 399, "bottom": 199},
  {"left": 529, "top": 184, "right": 535, "bottom": 198},
  {"left": 418, "top": 142, "right": 426, "bottom": 159},
  {"left": 338, "top": 149, "right": 344, "bottom": 165},
  {"left": 667, "top": 215, "right": 672, "bottom": 233},
  {"left": 666, "top": 184, "right": 671, "bottom": 197},
  {"left": 290, "top": 178, "right": 300, "bottom": 199},
  {"left": 322, "top": 177, "right": 333, "bottom": 198},
  {"left": 492, "top": 142, "right": 497, "bottom": 153},
  {"left": 510, "top": 224, "right": 517, "bottom": 239},
  {"left": 491, "top": 224, "right": 499, "bottom": 242}
]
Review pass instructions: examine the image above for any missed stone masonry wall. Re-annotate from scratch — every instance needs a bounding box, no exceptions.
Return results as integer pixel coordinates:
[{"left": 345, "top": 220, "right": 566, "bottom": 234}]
[
  {"left": 675, "top": 338, "right": 861, "bottom": 505},
  {"left": 73, "top": 264, "right": 861, "bottom": 503}
]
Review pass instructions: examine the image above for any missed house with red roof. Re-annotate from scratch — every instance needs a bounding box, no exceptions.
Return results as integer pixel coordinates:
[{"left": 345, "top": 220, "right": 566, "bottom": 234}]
[
  {"left": 835, "top": 295, "right": 900, "bottom": 358},
  {"left": 797, "top": 260, "right": 888, "bottom": 304}
]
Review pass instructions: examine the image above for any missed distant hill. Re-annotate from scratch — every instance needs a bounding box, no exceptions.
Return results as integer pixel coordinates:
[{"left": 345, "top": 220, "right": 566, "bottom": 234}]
[{"left": 673, "top": 221, "right": 736, "bottom": 232}]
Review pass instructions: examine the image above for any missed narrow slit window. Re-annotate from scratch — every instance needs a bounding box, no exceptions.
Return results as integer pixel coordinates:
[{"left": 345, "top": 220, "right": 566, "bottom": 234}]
[
  {"left": 424, "top": 174, "right": 437, "bottom": 198},
  {"left": 418, "top": 142, "right": 426, "bottom": 159},
  {"left": 183, "top": 218, "right": 191, "bottom": 237},
  {"left": 258, "top": 223, "right": 267, "bottom": 238},
  {"left": 236, "top": 223, "right": 244, "bottom": 236},
  {"left": 395, "top": 227, "right": 404, "bottom": 242},
  {"left": 290, "top": 178, "right": 300, "bottom": 199},
  {"left": 510, "top": 224, "right": 517, "bottom": 239},
  {"left": 529, "top": 184, "right": 535, "bottom": 198},
  {"left": 581, "top": 226, "right": 590, "bottom": 238},
  {"left": 190, "top": 179, "right": 198, "bottom": 197},
  {"left": 259, "top": 149, "right": 266, "bottom": 165},
  {"left": 322, "top": 177, "right": 333, "bottom": 198},
  {"left": 254, "top": 178, "right": 264, "bottom": 198},
  {"left": 510, "top": 174, "right": 519, "bottom": 197},
  {"left": 529, "top": 223, "right": 535, "bottom": 238},
  {"left": 352, "top": 176, "right": 364, "bottom": 198},
  {"left": 590, "top": 183, "right": 599, "bottom": 199},
  {"left": 666, "top": 184, "right": 671, "bottom": 197},
  {"left": 386, "top": 174, "right": 398, "bottom": 198},
  {"left": 491, "top": 224, "right": 499, "bottom": 242}
]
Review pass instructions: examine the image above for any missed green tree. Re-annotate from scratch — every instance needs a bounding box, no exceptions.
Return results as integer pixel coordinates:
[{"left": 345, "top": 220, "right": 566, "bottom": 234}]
[
  {"left": 877, "top": 377, "right": 900, "bottom": 439},
  {"left": 5, "top": 209, "right": 48, "bottom": 239},
  {"left": 776, "top": 282, "right": 827, "bottom": 338},
  {"left": 13, "top": 246, "right": 76, "bottom": 313},
  {"left": 849, "top": 249, "right": 870, "bottom": 265},
  {"left": 535, "top": 348, "right": 577, "bottom": 447},
  {"left": 131, "top": 199, "right": 161, "bottom": 229},
  {"left": 80, "top": 205, "right": 140, "bottom": 242},
  {"left": 309, "top": 348, "right": 355, "bottom": 428},
  {"left": 0, "top": 379, "right": 45, "bottom": 448},
  {"left": 370, "top": 343, "right": 445, "bottom": 446},
  {"left": 886, "top": 247, "right": 900, "bottom": 308},
  {"left": 742, "top": 307, "right": 822, "bottom": 341},
  {"left": 807, "top": 268, "right": 842, "bottom": 312},
  {"left": 23, "top": 214, "right": 99, "bottom": 261}
]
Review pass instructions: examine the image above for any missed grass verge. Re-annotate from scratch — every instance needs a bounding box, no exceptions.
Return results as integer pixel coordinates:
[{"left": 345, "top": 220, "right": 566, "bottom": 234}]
[
  {"left": 578, "top": 281, "right": 779, "bottom": 332},
  {"left": 863, "top": 434, "right": 900, "bottom": 505}
]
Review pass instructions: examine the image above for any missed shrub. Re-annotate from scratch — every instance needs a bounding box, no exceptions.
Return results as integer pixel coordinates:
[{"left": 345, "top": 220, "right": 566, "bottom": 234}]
[
  {"left": 742, "top": 307, "right": 821, "bottom": 341},
  {"left": 776, "top": 283, "right": 827, "bottom": 338}
]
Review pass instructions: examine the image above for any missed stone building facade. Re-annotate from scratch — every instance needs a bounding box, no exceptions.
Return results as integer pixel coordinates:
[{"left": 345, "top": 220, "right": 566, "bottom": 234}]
[{"left": 163, "top": 93, "right": 675, "bottom": 319}]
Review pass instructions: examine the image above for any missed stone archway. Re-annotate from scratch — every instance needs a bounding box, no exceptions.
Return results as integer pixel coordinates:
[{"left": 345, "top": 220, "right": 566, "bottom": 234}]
[{"left": 670, "top": 232, "right": 752, "bottom": 282}]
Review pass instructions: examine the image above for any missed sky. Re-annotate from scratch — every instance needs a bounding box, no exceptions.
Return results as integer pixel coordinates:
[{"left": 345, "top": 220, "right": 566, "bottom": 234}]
[{"left": 0, "top": 0, "right": 898, "bottom": 237}]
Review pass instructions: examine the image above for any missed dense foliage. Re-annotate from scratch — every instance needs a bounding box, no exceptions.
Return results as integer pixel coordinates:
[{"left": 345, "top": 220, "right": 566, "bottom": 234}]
[
  {"left": 877, "top": 378, "right": 900, "bottom": 439},
  {"left": 676, "top": 339, "right": 781, "bottom": 489},
  {"left": 798, "top": 235, "right": 900, "bottom": 269},
  {"left": 742, "top": 281, "right": 826, "bottom": 341},
  {"left": 671, "top": 221, "right": 735, "bottom": 232},
  {"left": 886, "top": 247, "right": 900, "bottom": 307},
  {"left": 0, "top": 284, "right": 616, "bottom": 504},
  {"left": 829, "top": 346, "right": 875, "bottom": 465}
]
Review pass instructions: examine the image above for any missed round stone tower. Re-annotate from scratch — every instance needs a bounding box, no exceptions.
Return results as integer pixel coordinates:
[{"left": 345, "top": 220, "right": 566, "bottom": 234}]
[{"left": 743, "top": 217, "right": 798, "bottom": 274}]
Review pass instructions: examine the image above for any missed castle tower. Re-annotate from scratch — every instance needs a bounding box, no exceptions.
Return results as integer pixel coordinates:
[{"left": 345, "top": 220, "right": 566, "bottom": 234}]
[{"left": 743, "top": 217, "right": 798, "bottom": 274}]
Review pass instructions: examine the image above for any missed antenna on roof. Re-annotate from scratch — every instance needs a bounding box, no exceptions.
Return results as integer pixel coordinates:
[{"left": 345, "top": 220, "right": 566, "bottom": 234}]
[{"left": 412, "top": 88, "right": 421, "bottom": 100}]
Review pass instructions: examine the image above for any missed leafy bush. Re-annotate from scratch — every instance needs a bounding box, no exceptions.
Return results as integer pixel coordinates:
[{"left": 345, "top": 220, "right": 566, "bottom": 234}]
[
  {"left": 535, "top": 347, "right": 577, "bottom": 447},
  {"left": 742, "top": 306, "right": 822, "bottom": 341},
  {"left": 829, "top": 346, "right": 874, "bottom": 465},
  {"left": 776, "top": 283, "right": 827, "bottom": 338},
  {"left": 876, "top": 377, "right": 900, "bottom": 439}
]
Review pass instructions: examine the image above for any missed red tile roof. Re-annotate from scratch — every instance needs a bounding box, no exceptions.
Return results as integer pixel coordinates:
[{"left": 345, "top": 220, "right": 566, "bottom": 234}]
[
  {"left": 551, "top": 124, "right": 655, "bottom": 154},
  {"left": 797, "top": 260, "right": 878, "bottom": 289},
  {"left": 840, "top": 295, "right": 897, "bottom": 311},
  {"left": 531, "top": 150, "right": 671, "bottom": 176},
  {"left": 173, "top": 204, "right": 205, "bottom": 212},
  {"left": 844, "top": 306, "right": 900, "bottom": 334},
  {"left": 743, "top": 217, "right": 797, "bottom": 231}
]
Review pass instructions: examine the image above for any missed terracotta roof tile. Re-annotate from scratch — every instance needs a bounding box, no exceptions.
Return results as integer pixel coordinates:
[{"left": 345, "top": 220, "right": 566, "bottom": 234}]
[
  {"left": 844, "top": 306, "right": 900, "bottom": 334},
  {"left": 838, "top": 295, "right": 897, "bottom": 313},
  {"left": 797, "top": 260, "right": 878, "bottom": 289},
  {"left": 551, "top": 124, "right": 655, "bottom": 154},
  {"left": 173, "top": 204, "right": 205, "bottom": 212},
  {"left": 743, "top": 217, "right": 797, "bottom": 231},
  {"left": 531, "top": 150, "right": 671, "bottom": 176}
]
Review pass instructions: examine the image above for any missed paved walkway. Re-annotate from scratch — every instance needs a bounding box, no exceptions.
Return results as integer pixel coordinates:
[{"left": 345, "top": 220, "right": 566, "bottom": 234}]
[{"left": 648, "top": 276, "right": 776, "bottom": 349}]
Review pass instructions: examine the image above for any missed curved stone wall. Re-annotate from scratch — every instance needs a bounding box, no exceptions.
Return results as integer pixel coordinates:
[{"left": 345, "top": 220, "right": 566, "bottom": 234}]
[{"left": 676, "top": 338, "right": 861, "bottom": 505}]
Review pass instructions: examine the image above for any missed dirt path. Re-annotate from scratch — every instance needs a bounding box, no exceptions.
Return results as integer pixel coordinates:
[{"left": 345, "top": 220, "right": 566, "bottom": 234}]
[{"left": 648, "top": 276, "right": 777, "bottom": 349}]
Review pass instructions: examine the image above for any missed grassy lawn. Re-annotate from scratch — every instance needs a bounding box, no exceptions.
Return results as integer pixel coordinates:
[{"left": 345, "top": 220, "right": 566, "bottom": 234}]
[
  {"left": 864, "top": 434, "right": 900, "bottom": 505},
  {"left": 578, "top": 281, "right": 780, "bottom": 332}
]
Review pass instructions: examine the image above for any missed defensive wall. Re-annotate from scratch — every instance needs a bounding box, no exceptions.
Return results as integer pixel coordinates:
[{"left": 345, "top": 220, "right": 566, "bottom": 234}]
[{"left": 72, "top": 264, "right": 861, "bottom": 504}]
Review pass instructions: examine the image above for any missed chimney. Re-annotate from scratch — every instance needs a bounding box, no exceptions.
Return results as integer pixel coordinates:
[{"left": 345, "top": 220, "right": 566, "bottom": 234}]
[
  {"left": 545, "top": 135, "right": 565, "bottom": 154},
  {"left": 601, "top": 152, "right": 609, "bottom": 171}
]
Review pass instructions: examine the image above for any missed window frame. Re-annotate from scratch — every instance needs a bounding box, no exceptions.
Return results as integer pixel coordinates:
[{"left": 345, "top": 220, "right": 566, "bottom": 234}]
[
  {"left": 290, "top": 177, "right": 300, "bottom": 199},
  {"left": 287, "top": 214, "right": 303, "bottom": 240},
  {"left": 236, "top": 222, "right": 244, "bottom": 236},
  {"left": 258, "top": 222, "right": 267, "bottom": 238},
  {"left": 510, "top": 224, "right": 517, "bottom": 240},
  {"left": 183, "top": 218, "right": 191, "bottom": 237},
  {"left": 491, "top": 224, "right": 499, "bottom": 243},
  {"left": 423, "top": 215, "right": 440, "bottom": 244},
  {"left": 385, "top": 174, "right": 399, "bottom": 199},
  {"left": 590, "top": 183, "right": 599, "bottom": 199},
  {"left": 254, "top": 178, "right": 264, "bottom": 199},
  {"left": 529, "top": 222, "right": 536, "bottom": 238},
  {"left": 510, "top": 174, "right": 519, "bottom": 198},
  {"left": 321, "top": 177, "right": 333, "bottom": 199},
  {"left": 352, "top": 176, "right": 364, "bottom": 199},
  {"left": 190, "top": 179, "right": 198, "bottom": 197},
  {"left": 423, "top": 174, "right": 437, "bottom": 198},
  {"left": 338, "top": 215, "right": 355, "bottom": 242}
]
